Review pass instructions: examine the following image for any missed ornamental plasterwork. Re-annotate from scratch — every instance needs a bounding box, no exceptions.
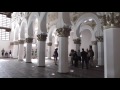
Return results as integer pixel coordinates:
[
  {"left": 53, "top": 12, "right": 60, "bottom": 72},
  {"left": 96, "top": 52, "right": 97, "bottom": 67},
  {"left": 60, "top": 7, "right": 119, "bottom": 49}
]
[
  {"left": 81, "top": 20, "right": 96, "bottom": 30},
  {"left": 47, "top": 12, "right": 58, "bottom": 23},
  {"left": 70, "top": 12, "right": 85, "bottom": 24},
  {"left": 11, "top": 12, "right": 31, "bottom": 23}
]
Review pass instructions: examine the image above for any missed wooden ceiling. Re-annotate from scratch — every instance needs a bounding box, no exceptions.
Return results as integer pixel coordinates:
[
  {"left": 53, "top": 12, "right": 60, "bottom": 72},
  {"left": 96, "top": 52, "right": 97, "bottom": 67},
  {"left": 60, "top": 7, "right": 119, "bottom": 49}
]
[{"left": 0, "top": 12, "right": 12, "bottom": 18}]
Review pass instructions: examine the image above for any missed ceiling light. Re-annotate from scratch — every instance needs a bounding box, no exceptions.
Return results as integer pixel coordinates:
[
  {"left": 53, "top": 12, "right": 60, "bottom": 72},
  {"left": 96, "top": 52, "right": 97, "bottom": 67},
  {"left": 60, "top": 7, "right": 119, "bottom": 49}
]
[
  {"left": 70, "top": 70, "right": 74, "bottom": 72},
  {"left": 51, "top": 73, "right": 55, "bottom": 75},
  {"left": 84, "top": 20, "right": 87, "bottom": 23},
  {"left": 89, "top": 19, "right": 93, "bottom": 21}
]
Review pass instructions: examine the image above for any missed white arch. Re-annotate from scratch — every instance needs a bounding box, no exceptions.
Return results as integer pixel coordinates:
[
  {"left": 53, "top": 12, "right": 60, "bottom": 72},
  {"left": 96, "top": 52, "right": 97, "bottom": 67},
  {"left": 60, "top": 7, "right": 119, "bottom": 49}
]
[
  {"left": 19, "top": 18, "right": 28, "bottom": 40},
  {"left": 39, "top": 12, "right": 48, "bottom": 33},
  {"left": 79, "top": 25, "right": 95, "bottom": 41},
  {"left": 27, "top": 12, "right": 40, "bottom": 38},
  {"left": 75, "top": 13, "right": 101, "bottom": 38},
  {"left": 14, "top": 23, "right": 20, "bottom": 41},
  {"left": 56, "top": 12, "right": 71, "bottom": 29},
  {"left": 47, "top": 25, "right": 56, "bottom": 42}
]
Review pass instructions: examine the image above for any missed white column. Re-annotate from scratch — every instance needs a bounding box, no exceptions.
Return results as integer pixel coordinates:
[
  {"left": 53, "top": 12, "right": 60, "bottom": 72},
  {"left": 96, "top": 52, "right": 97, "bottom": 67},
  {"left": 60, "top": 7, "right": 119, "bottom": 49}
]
[
  {"left": 56, "top": 27, "right": 71, "bottom": 73},
  {"left": 47, "top": 42, "right": 52, "bottom": 59},
  {"left": 97, "top": 37, "right": 104, "bottom": 66},
  {"left": 26, "top": 38, "right": 33, "bottom": 63},
  {"left": 104, "top": 28, "right": 120, "bottom": 78},
  {"left": 58, "top": 37, "right": 69, "bottom": 73},
  {"left": 18, "top": 40, "right": 25, "bottom": 61},
  {"left": 92, "top": 41, "right": 98, "bottom": 61},
  {"left": 12, "top": 41, "right": 19, "bottom": 58},
  {"left": 37, "top": 34, "right": 47, "bottom": 67}
]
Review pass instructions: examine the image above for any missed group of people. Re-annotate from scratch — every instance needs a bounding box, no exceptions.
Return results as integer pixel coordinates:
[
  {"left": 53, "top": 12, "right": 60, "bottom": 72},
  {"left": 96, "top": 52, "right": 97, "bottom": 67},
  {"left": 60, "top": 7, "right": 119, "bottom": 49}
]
[
  {"left": 69, "top": 46, "right": 94, "bottom": 69},
  {"left": 1, "top": 48, "right": 12, "bottom": 58}
]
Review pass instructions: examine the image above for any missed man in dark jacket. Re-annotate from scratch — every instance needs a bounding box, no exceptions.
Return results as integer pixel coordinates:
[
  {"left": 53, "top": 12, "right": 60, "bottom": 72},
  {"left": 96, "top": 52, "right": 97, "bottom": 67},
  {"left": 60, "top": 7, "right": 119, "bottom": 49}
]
[{"left": 81, "top": 48, "right": 88, "bottom": 69}]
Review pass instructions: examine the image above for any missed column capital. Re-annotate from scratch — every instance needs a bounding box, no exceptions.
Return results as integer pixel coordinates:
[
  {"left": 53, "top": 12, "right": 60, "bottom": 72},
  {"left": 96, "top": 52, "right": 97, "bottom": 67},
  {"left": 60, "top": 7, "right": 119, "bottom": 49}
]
[
  {"left": 102, "top": 12, "right": 120, "bottom": 29},
  {"left": 91, "top": 41, "right": 97, "bottom": 45},
  {"left": 26, "top": 38, "right": 33, "bottom": 43},
  {"left": 37, "top": 33, "right": 47, "bottom": 41},
  {"left": 96, "top": 36, "right": 103, "bottom": 42},
  {"left": 14, "top": 41, "right": 19, "bottom": 45},
  {"left": 47, "top": 42, "right": 52, "bottom": 46},
  {"left": 18, "top": 40, "right": 25, "bottom": 44},
  {"left": 56, "top": 26, "right": 71, "bottom": 37},
  {"left": 55, "top": 43, "right": 58, "bottom": 47},
  {"left": 73, "top": 38, "right": 81, "bottom": 44}
]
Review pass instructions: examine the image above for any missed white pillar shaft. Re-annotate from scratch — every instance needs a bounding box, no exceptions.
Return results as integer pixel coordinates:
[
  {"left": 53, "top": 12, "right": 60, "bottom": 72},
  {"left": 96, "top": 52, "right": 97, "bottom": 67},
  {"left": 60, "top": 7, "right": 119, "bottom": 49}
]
[
  {"left": 26, "top": 43, "right": 32, "bottom": 63},
  {"left": 58, "top": 37, "right": 69, "bottom": 73},
  {"left": 37, "top": 41, "right": 45, "bottom": 66},
  {"left": 75, "top": 44, "right": 80, "bottom": 51},
  {"left": 98, "top": 42, "right": 104, "bottom": 65},
  {"left": 48, "top": 46, "right": 51, "bottom": 59},
  {"left": 12, "top": 45, "right": 18, "bottom": 58},
  {"left": 18, "top": 44, "right": 24, "bottom": 60},
  {"left": 92, "top": 45, "right": 98, "bottom": 61},
  {"left": 104, "top": 28, "right": 120, "bottom": 78}
]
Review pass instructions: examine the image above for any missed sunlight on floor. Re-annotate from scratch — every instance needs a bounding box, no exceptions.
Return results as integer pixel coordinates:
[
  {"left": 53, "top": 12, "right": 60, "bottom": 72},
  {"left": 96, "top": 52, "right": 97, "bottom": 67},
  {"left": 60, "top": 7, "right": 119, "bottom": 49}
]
[{"left": 0, "top": 59, "right": 9, "bottom": 62}]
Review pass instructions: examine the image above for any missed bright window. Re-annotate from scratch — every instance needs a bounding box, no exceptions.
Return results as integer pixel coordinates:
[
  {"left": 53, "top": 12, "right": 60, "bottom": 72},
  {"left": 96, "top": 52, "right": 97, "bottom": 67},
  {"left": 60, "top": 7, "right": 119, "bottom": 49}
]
[
  {"left": 0, "top": 14, "right": 11, "bottom": 28},
  {"left": 0, "top": 29, "right": 10, "bottom": 40}
]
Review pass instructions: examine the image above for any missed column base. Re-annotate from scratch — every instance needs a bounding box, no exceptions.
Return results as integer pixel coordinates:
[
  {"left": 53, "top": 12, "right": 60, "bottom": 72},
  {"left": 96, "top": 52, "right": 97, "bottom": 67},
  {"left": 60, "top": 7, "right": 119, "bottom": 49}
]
[
  {"left": 37, "top": 66, "right": 45, "bottom": 67},
  {"left": 18, "top": 59, "right": 23, "bottom": 61},
  {"left": 48, "top": 57, "right": 51, "bottom": 59},
  {"left": 57, "top": 71, "right": 69, "bottom": 74},
  {"left": 12, "top": 58, "right": 18, "bottom": 59},
  {"left": 26, "top": 62, "right": 32, "bottom": 63}
]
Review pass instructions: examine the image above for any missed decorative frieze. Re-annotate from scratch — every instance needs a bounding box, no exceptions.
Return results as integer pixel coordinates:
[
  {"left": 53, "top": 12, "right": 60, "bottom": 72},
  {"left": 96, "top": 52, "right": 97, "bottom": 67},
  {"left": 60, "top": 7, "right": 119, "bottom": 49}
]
[
  {"left": 91, "top": 41, "right": 97, "bottom": 45},
  {"left": 18, "top": 40, "right": 25, "bottom": 44},
  {"left": 102, "top": 12, "right": 120, "bottom": 29},
  {"left": 56, "top": 25, "right": 71, "bottom": 37},
  {"left": 47, "top": 42, "right": 52, "bottom": 46},
  {"left": 37, "top": 33, "right": 47, "bottom": 41},
  {"left": 96, "top": 36, "right": 103, "bottom": 42},
  {"left": 73, "top": 38, "right": 81, "bottom": 44},
  {"left": 26, "top": 38, "right": 33, "bottom": 43}
]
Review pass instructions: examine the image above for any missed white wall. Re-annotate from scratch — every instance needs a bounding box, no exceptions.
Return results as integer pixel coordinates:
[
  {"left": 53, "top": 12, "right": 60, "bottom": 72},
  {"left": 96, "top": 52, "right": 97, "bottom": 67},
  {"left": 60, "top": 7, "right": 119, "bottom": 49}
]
[
  {"left": 81, "top": 30, "right": 92, "bottom": 51},
  {"left": 0, "top": 40, "right": 11, "bottom": 57}
]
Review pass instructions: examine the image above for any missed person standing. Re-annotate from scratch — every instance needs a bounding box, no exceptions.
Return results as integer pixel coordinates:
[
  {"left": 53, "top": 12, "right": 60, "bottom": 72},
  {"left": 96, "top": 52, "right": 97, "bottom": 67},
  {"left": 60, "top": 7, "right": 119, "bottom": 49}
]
[
  {"left": 69, "top": 49, "right": 74, "bottom": 66},
  {"left": 89, "top": 47, "right": 94, "bottom": 67},
  {"left": 1, "top": 48, "right": 5, "bottom": 57},
  {"left": 9, "top": 50, "right": 12, "bottom": 58},
  {"left": 81, "top": 48, "right": 88, "bottom": 69},
  {"left": 77, "top": 50, "right": 81, "bottom": 64},
  {"left": 73, "top": 51, "right": 78, "bottom": 67},
  {"left": 53, "top": 48, "right": 58, "bottom": 65}
]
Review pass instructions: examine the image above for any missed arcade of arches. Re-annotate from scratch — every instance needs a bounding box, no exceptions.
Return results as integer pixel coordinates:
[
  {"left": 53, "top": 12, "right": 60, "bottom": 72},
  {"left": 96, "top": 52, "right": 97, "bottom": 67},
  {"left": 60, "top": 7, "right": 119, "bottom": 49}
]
[{"left": 0, "top": 12, "right": 120, "bottom": 78}]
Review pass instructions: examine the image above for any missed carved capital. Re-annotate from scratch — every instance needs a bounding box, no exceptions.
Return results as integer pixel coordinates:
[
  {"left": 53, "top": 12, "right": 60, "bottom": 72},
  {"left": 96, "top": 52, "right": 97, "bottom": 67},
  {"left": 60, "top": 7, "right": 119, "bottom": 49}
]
[
  {"left": 26, "top": 38, "right": 33, "bottom": 43},
  {"left": 10, "top": 42, "right": 13, "bottom": 45},
  {"left": 73, "top": 38, "right": 81, "bottom": 44},
  {"left": 96, "top": 36, "right": 103, "bottom": 42},
  {"left": 18, "top": 40, "right": 25, "bottom": 44},
  {"left": 102, "top": 12, "right": 120, "bottom": 29},
  {"left": 47, "top": 42, "right": 52, "bottom": 46},
  {"left": 55, "top": 43, "right": 58, "bottom": 47},
  {"left": 14, "top": 41, "right": 19, "bottom": 45},
  {"left": 91, "top": 41, "right": 97, "bottom": 45},
  {"left": 37, "top": 34, "right": 47, "bottom": 41},
  {"left": 56, "top": 26, "right": 71, "bottom": 37}
]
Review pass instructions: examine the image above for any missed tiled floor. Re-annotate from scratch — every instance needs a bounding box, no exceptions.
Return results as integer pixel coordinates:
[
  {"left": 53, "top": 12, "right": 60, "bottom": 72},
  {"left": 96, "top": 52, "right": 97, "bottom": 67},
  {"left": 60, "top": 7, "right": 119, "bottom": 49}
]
[{"left": 0, "top": 58, "right": 104, "bottom": 78}]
